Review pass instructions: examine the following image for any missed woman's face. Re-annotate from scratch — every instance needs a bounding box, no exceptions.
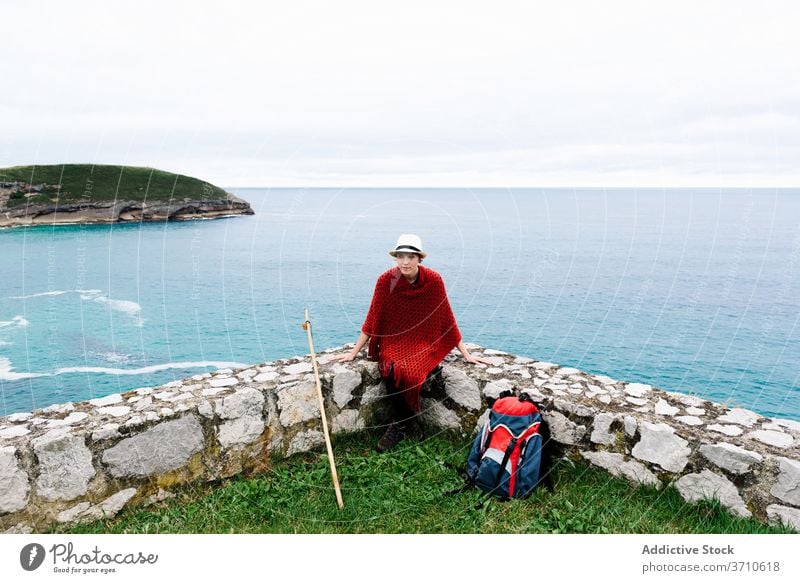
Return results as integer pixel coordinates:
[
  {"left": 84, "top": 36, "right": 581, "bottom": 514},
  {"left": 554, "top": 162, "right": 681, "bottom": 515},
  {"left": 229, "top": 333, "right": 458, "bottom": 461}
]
[{"left": 394, "top": 252, "right": 420, "bottom": 276}]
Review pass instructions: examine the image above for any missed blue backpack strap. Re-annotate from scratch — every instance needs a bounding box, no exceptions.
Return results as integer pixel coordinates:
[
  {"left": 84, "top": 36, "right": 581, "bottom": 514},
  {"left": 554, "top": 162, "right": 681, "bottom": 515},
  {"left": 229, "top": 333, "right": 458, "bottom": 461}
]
[
  {"left": 491, "top": 436, "right": 518, "bottom": 494},
  {"left": 473, "top": 435, "right": 518, "bottom": 506}
]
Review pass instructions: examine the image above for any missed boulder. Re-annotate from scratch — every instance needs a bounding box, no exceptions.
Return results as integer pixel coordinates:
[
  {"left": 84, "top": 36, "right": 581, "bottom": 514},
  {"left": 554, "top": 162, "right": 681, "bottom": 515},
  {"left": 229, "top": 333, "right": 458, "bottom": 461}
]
[
  {"left": 32, "top": 428, "right": 95, "bottom": 501},
  {"left": 102, "top": 415, "right": 204, "bottom": 478},
  {"left": 442, "top": 366, "right": 481, "bottom": 411},
  {"left": 0, "top": 447, "right": 29, "bottom": 513},
  {"left": 675, "top": 469, "right": 751, "bottom": 518},
  {"left": 699, "top": 443, "right": 762, "bottom": 475},
  {"left": 631, "top": 422, "right": 690, "bottom": 473}
]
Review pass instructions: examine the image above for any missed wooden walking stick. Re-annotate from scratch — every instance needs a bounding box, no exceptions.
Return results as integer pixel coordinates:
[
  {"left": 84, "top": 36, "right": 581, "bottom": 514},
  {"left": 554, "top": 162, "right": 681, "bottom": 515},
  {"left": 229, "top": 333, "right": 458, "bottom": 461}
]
[{"left": 302, "top": 306, "right": 344, "bottom": 509}]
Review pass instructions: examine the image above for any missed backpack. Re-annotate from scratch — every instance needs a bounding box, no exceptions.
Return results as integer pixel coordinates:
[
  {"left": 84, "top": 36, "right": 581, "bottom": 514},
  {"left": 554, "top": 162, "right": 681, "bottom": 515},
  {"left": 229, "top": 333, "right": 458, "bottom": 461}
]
[{"left": 462, "top": 392, "right": 553, "bottom": 501}]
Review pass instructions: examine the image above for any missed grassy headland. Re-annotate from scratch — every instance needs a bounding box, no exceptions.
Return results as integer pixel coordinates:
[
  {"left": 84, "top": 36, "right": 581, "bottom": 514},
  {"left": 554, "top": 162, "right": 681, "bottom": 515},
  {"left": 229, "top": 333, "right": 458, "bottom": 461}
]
[
  {"left": 0, "top": 164, "right": 252, "bottom": 227},
  {"left": 0, "top": 164, "right": 229, "bottom": 208}
]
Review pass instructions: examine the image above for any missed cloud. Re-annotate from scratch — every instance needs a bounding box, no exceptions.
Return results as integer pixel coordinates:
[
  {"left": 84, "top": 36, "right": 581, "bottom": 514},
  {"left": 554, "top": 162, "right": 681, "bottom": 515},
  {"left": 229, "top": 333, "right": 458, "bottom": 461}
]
[{"left": 1, "top": 0, "right": 799, "bottom": 185}]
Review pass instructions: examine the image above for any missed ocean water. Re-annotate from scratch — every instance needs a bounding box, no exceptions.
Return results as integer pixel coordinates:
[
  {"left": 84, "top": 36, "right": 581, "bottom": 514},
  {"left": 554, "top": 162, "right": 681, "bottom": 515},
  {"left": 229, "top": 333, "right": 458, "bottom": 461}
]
[{"left": 0, "top": 188, "right": 798, "bottom": 420}]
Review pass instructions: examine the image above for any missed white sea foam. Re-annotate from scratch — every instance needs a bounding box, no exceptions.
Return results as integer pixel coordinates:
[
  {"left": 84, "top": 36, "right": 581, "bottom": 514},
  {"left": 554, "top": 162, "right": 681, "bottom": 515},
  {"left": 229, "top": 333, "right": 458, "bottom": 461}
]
[
  {"left": 9, "top": 289, "right": 103, "bottom": 300},
  {"left": 53, "top": 361, "right": 249, "bottom": 376},
  {"left": 0, "top": 359, "right": 248, "bottom": 381},
  {"left": 76, "top": 290, "right": 145, "bottom": 326},
  {"left": 93, "top": 297, "right": 142, "bottom": 317},
  {"left": 79, "top": 290, "right": 103, "bottom": 301},
  {"left": 10, "top": 290, "right": 70, "bottom": 299},
  {"left": 6, "top": 288, "right": 140, "bottom": 321},
  {"left": 0, "top": 356, "right": 46, "bottom": 380},
  {"left": 0, "top": 315, "right": 29, "bottom": 329},
  {"left": 4, "top": 289, "right": 145, "bottom": 326},
  {"left": 88, "top": 351, "right": 133, "bottom": 364},
  {"left": 37, "top": 289, "right": 144, "bottom": 327}
]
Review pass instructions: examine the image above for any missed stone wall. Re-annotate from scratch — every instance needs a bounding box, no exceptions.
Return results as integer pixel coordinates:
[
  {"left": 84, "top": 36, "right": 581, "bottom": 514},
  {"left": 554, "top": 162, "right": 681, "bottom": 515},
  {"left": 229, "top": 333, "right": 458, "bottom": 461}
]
[{"left": 1, "top": 344, "right": 798, "bottom": 533}]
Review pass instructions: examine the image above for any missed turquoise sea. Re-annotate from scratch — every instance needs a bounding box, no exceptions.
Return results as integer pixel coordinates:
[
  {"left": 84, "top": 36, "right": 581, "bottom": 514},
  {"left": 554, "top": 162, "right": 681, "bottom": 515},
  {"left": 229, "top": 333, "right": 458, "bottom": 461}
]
[{"left": 1, "top": 188, "right": 798, "bottom": 420}]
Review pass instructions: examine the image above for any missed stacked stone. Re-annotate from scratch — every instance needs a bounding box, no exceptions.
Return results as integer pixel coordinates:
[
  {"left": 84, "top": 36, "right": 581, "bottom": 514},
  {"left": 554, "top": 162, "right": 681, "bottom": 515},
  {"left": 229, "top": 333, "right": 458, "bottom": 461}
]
[
  {"left": 0, "top": 347, "right": 382, "bottom": 534},
  {"left": 1, "top": 344, "right": 798, "bottom": 533},
  {"left": 445, "top": 346, "right": 800, "bottom": 531}
]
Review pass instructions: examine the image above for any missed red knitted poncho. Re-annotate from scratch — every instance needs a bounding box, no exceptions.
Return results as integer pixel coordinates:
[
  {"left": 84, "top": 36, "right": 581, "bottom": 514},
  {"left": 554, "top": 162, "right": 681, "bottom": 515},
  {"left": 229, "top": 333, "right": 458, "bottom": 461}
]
[{"left": 361, "top": 264, "right": 462, "bottom": 412}]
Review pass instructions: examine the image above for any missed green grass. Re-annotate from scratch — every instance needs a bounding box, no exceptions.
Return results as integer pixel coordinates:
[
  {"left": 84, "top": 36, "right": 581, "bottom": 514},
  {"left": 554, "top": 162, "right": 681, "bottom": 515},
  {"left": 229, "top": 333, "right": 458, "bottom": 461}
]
[
  {"left": 55, "top": 432, "right": 792, "bottom": 534},
  {"left": 0, "top": 164, "right": 228, "bottom": 208}
]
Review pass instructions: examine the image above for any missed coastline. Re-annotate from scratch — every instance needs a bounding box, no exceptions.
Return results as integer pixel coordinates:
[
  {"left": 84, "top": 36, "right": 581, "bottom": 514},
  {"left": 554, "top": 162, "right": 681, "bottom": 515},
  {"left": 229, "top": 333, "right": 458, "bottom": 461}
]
[{"left": 0, "top": 195, "right": 254, "bottom": 229}]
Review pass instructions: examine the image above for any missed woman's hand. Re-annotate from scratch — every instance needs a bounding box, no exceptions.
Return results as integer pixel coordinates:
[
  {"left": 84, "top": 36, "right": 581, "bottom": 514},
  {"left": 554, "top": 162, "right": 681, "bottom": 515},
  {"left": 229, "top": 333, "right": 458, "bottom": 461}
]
[
  {"left": 328, "top": 333, "right": 370, "bottom": 364},
  {"left": 463, "top": 353, "right": 493, "bottom": 365},
  {"left": 456, "top": 341, "right": 494, "bottom": 365}
]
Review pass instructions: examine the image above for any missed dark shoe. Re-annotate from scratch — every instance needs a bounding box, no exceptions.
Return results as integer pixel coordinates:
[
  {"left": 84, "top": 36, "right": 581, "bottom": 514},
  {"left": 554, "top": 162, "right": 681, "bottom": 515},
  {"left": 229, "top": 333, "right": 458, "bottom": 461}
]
[
  {"left": 404, "top": 418, "right": 426, "bottom": 442},
  {"left": 376, "top": 421, "right": 406, "bottom": 452}
]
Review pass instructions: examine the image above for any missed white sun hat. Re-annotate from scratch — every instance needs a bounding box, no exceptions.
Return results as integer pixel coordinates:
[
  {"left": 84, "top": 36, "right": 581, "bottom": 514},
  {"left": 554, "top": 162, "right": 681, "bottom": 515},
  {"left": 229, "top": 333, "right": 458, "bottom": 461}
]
[{"left": 388, "top": 233, "right": 427, "bottom": 259}]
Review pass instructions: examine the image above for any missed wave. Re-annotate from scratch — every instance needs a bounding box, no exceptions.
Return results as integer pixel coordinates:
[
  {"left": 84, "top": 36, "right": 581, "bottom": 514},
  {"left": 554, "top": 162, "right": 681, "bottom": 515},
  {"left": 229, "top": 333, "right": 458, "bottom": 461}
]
[
  {"left": 0, "top": 315, "right": 29, "bottom": 329},
  {"left": 10, "top": 290, "right": 69, "bottom": 299},
  {"left": 0, "top": 358, "right": 250, "bottom": 381},
  {"left": 4, "top": 289, "right": 146, "bottom": 327},
  {"left": 89, "top": 351, "right": 133, "bottom": 364},
  {"left": 79, "top": 290, "right": 144, "bottom": 327},
  {"left": 53, "top": 361, "right": 250, "bottom": 376},
  {"left": 8, "top": 289, "right": 103, "bottom": 300},
  {"left": 0, "top": 356, "right": 46, "bottom": 380},
  {"left": 92, "top": 297, "right": 141, "bottom": 317}
]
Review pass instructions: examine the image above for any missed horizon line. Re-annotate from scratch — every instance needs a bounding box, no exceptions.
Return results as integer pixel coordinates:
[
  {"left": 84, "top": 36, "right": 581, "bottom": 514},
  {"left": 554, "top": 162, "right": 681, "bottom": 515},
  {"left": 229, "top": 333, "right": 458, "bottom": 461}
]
[{"left": 223, "top": 185, "right": 800, "bottom": 189}]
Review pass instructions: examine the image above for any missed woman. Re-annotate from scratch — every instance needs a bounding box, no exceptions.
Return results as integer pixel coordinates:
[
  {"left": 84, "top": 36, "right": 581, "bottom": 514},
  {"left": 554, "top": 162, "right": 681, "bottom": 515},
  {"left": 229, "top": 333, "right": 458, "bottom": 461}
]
[{"left": 331, "top": 234, "right": 491, "bottom": 451}]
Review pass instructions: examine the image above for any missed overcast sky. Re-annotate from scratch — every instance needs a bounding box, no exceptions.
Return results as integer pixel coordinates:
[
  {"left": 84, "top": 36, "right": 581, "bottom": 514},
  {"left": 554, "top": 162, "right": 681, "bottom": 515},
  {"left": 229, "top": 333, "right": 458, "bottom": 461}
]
[{"left": 2, "top": 1, "right": 798, "bottom": 187}]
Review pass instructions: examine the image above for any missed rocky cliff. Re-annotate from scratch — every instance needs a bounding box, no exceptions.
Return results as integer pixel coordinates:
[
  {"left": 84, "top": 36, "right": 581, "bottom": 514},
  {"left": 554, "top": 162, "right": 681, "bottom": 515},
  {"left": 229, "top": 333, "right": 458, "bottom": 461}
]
[
  {"left": 0, "top": 165, "right": 254, "bottom": 228},
  {"left": 0, "top": 193, "right": 254, "bottom": 227}
]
